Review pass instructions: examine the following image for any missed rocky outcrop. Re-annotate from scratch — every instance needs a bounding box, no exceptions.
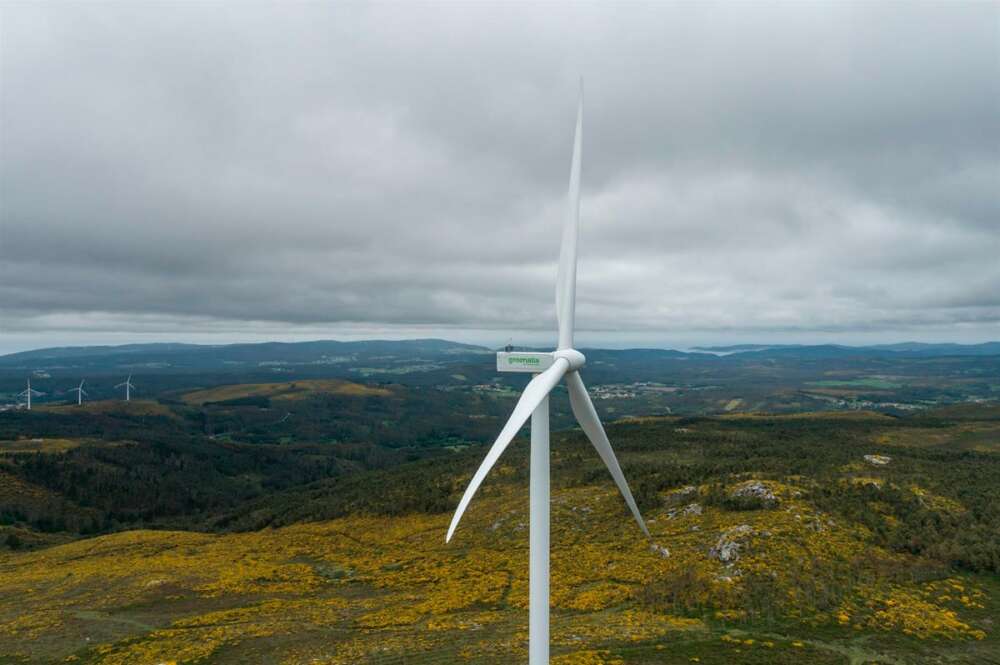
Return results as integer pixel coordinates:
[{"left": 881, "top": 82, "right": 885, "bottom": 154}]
[
  {"left": 666, "top": 502, "right": 703, "bottom": 520},
  {"left": 728, "top": 480, "right": 779, "bottom": 508},
  {"left": 682, "top": 503, "right": 703, "bottom": 516},
  {"left": 709, "top": 524, "right": 755, "bottom": 563}
]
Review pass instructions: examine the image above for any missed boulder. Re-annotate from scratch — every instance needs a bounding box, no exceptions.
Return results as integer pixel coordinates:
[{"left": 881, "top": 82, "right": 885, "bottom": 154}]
[
  {"left": 682, "top": 503, "right": 703, "bottom": 516},
  {"left": 666, "top": 502, "right": 703, "bottom": 520},
  {"left": 731, "top": 481, "right": 777, "bottom": 504},
  {"left": 727, "top": 480, "right": 779, "bottom": 508},
  {"left": 709, "top": 524, "right": 754, "bottom": 563}
]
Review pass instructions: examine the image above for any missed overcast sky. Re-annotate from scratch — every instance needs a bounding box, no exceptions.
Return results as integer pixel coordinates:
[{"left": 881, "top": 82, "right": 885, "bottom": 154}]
[{"left": 1, "top": 2, "right": 998, "bottom": 353}]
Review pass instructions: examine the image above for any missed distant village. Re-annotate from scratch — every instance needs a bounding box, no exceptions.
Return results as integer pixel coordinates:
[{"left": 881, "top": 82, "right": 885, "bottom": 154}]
[{"left": 587, "top": 382, "right": 680, "bottom": 400}]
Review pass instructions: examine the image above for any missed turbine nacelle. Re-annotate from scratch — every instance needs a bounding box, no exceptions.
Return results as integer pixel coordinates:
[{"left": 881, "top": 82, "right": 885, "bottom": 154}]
[
  {"left": 552, "top": 348, "right": 585, "bottom": 372},
  {"left": 495, "top": 348, "right": 585, "bottom": 374}
]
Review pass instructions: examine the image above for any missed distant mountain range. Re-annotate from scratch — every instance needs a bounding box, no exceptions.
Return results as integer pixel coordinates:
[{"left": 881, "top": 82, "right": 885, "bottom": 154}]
[
  {"left": 692, "top": 342, "right": 1000, "bottom": 357},
  {"left": 0, "top": 339, "right": 490, "bottom": 369},
  {"left": 1, "top": 339, "right": 998, "bottom": 375}
]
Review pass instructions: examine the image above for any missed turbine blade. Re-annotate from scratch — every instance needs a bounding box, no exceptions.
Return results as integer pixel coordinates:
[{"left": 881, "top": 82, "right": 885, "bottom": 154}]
[
  {"left": 446, "top": 357, "right": 569, "bottom": 542},
  {"left": 565, "top": 370, "right": 649, "bottom": 537},
  {"left": 555, "top": 80, "right": 583, "bottom": 350},
  {"left": 115, "top": 382, "right": 125, "bottom": 388}
]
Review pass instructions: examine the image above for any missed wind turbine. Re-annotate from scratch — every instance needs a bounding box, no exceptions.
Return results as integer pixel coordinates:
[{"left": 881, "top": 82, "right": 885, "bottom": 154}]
[
  {"left": 115, "top": 375, "right": 135, "bottom": 401},
  {"left": 69, "top": 380, "right": 87, "bottom": 406},
  {"left": 17, "top": 378, "right": 43, "bottom": 410},
  {"left": 446, "top": 82, "right": 648, "bottom": 665}
]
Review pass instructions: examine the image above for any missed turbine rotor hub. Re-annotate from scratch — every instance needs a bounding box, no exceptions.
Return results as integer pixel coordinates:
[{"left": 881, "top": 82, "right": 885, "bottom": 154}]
[{"left": 553, "top": 348, "right": 586, "bottom": 371}]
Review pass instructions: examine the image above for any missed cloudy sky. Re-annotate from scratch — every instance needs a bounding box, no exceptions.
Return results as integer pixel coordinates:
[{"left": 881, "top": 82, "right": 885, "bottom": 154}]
[{"left": 1, "top": 2, "right": 998, "bottom": 353}]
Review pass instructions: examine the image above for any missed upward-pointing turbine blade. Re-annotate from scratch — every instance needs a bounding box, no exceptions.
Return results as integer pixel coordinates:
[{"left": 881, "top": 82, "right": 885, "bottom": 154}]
[
  {"left": 446, "top": 357, "right": 570, "bottom": 542},
  {"left": 555, "top": 80, "right": 583, "bottom": 351},
  {"left": 565, "top": 371, "right": 649, "bottom": 537}
]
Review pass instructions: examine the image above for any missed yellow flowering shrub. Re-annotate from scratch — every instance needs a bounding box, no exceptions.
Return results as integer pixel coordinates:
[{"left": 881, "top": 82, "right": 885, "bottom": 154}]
[
  {"left": 0, "top": 478, "right": 991, "bottom": 664},
  {"left": 551, "top": 650, "right": 624, "bottom": 665}
]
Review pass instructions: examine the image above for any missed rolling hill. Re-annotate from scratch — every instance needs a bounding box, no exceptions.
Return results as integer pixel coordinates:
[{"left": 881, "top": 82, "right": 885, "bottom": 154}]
[{"left": 2, "top": 409, "right": 1000, "bottom": 663}]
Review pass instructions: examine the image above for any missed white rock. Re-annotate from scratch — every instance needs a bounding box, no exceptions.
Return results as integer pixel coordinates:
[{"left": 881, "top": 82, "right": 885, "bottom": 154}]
[
  {"left": 682, "top": 503, "right": 703, "bottom": 516},
  {"left": 709, "top": 524, "right": 754, "bottom": 563},
  {"left": 730, "top": 480, "right": 778, "bottom": 505}
]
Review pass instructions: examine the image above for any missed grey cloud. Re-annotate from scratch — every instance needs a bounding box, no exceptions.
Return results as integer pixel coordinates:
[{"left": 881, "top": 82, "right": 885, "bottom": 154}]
[{"left": 1, "top": 2, "right": 998, "bottom": 350}]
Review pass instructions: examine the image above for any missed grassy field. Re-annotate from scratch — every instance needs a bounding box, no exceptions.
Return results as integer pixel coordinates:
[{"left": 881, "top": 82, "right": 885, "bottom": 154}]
[
  {"left": 35, "top": 400, "right": 178, "bottom": 418},
  {"left": 0, "top": 437, "right": 85, "bottom": 454},
  {"left": 870, "top": 420, "right": 1000, "bottom": 453},
  {"left": 808, "top": 379, "right": 905, "bottom": 390},
  {"left": 180, "top": 380, "right": 391, "bottom": 405}
]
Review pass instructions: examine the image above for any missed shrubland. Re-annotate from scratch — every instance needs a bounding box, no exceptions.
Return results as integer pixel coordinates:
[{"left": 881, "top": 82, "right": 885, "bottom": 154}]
[{"left": 1, "top": 408, "right": 999, "bottom": 663}]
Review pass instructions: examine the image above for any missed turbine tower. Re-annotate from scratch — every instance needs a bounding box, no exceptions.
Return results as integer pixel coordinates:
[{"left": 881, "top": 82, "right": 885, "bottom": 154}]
[
  {"left": 17, "top": 378, "right": 43, "bottom": 410},
  {"left": 115, "top": 375, "right": 135, "bottom": 401},
  {"left": 69, "top": 379, "right": 88, "bottom": 406},
  {"left": 446, "top": 82, "right": 648, "bottom": 665}
]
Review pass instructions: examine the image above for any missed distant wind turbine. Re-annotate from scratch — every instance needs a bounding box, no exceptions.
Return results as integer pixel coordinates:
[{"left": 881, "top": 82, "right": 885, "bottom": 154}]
[
  {"left": 446, "top": 82, "right": 648, "bottom": 665},
  {"left": 115, "top": 375, "right": 135, "bottom": 401},
  {"left": 69, "top": 380, "right": 88, "bottom": 406},
  {"left": 17, "top": 378, "right": 43, "bottom": 410}
]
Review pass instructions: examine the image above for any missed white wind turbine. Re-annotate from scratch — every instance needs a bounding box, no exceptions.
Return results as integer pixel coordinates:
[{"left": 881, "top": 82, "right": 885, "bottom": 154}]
[
  {"left": 69, "top": 379, "right": 88, "bottom": 406},
  {"left": 17, "top": 378, "right": 43, "bottom": 410},
  {"left": 446, "top": 83, "right": 648, "bottom": 665},
  {"left": 115, "top": 375, "right": 135, "bottom": 401}
]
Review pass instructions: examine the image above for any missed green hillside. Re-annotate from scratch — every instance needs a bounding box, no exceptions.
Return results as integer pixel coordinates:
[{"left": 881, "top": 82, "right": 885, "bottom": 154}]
[{"left": 2, "top": 408, "right": 999, "bottom": 663}]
